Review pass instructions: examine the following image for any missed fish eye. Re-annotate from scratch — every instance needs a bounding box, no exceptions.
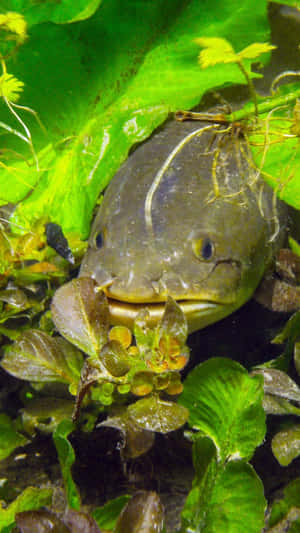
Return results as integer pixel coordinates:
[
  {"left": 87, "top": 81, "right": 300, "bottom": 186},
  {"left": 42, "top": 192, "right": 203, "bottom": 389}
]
[
  {"left": 95, "top": 231, "right": 104, "bottom": 249},
  {"left": 192, "top": 236, "right": 214, "bottom": 261}
]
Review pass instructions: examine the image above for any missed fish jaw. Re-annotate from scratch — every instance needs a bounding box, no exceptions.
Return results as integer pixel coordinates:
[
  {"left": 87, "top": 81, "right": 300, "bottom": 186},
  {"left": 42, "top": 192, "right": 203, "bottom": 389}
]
[{"left": 106, "top": 297, "right": 244, "bottom": 334}]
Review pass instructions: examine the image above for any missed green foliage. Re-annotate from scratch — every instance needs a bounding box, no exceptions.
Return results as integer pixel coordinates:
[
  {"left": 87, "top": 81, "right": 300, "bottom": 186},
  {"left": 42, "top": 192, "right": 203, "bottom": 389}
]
[
  {"left": 92, "top": 495, "right": 131, "bottom": 530},
  {"left": 179, "top": 358, "right": 266, "bottom": 532},
  {"left": 1, "top": 329, "right": 83, "bottom": 389},
  {"left": 0, "top": 0, "right": 270, "bottom": 237},
  {"left": 0, "top": 486, "right": 52, "bottom": 532},
  {"left": 195, "top": 37, "right": 275, "bottom": 67},
  {"left": 179, "top": 358, "right": 266, "bottom": 461},
  {"left": 271, "top": 424, "right": 300, "bottom": 466},
  {"left": 0, "top": 413, "right": 28, "bottom": 460},
  {"left": 53, "top": 419, "right": 81, "bottom": 510},
  {"left": 268, "top": 478, "right": 300, "bottom": 530},
  {"left": 0, "top": 0, "right": 103, "bottom": 26}
]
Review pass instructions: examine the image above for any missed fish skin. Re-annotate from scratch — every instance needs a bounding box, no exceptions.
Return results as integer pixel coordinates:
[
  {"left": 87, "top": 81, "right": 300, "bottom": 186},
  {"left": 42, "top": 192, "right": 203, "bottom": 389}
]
[{"left": 80, "top": 119, "right": 287, "bottom": 333}]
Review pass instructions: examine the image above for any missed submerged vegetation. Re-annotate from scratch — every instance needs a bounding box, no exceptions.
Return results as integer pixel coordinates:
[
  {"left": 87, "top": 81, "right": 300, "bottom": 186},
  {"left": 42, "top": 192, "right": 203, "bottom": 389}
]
[{"left": 0, "top": 0, "right": 300, "bottom": 531}]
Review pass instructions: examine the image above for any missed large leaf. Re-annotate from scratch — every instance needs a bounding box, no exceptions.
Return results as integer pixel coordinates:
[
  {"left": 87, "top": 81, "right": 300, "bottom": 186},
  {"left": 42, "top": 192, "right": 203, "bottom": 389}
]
[
  {"left": 0, "top": 0, "right": 270, "bottom": 238},
  {"left": 0, "top": 0, "right": 102, "bottom": 25},
  {"left": 1, "top": 329, "right": 83, "bottom": 385},
  {"left": 181, "top": 436, "right": 266, "bottom": 533},
  {"left": 179, "top": 358, "right": 266, "bottom": 462}
]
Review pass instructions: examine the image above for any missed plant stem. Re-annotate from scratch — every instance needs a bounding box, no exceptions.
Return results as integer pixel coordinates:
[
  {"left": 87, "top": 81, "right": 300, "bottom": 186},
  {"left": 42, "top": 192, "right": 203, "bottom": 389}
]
[{"left": 236, "top": 58, "right": 259, "bottom": 118}]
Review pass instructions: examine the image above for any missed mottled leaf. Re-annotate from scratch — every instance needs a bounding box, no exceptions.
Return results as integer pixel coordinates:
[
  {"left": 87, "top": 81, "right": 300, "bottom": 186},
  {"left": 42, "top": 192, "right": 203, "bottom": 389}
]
[
  {"left": 253, "top": 368, "right": 300, "bottom": 404},
  {"left": 262, "top": 394, "right": 300, "bottom": 416},
  {"left": 127, "top": 395, "right": 189, "bottom": 434},
  {"left": 1, "top": 329, "right": 82, "bottom": 385},
  {"left": 272, "top": 424, "right": 300, "bottom": 466},
  {"left": 63, "top": 508, "right": 101, "bottom": 533},
  {"left": 115, "top": 491, "right": 164, "bottom": 533},
  {"left": 15, "top": 510, "right": 69, "bottom": 533},
  {"left": 179, "top": 358, "right": 266, "bottom": 461},
  {"left": 100, "top": 411, "right": 155, "bottom": 459},
  {"left": 51, "top": 278, "right": 109, "bottom": 357}
]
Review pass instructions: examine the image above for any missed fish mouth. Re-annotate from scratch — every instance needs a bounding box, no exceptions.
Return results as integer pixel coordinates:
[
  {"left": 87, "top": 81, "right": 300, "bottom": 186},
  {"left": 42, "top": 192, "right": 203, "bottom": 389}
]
[{"left": 107, "top": 297, "right": 236, "bottom": 334}]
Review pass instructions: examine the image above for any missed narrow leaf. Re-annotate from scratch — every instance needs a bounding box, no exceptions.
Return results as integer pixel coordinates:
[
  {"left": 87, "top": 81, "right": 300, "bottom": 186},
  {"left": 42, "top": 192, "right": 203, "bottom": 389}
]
[{"left": 53, "top": 419, "right": 80, "bottom": 510}]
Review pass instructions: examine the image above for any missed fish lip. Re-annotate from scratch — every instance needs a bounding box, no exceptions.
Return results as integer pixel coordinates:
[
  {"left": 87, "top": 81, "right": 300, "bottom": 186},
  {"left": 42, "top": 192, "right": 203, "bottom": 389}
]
[{"left": 106, "top": 297, "right": 229, "bottom": 332}]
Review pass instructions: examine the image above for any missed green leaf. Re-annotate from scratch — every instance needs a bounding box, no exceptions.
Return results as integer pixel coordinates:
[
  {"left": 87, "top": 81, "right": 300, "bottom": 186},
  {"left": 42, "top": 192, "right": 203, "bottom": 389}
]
[
  {"left": 1, "top": 329, "right": 83, "bottom": 385},
  {"left": 0, "top": 0, "right": 102, "bottom": 26},
  {"left": 21, "top": 397, "right": 74, "bottom": 435},
  {"left": 0, "top": 0, "right": 269, "bottom": 238},
  {"left": 272, "top": 424, "right": 300, "bottom": 466},
  {"left": 181, "top": 436, "right": 266, "bottom": 533},
  {"left": 127, "top": 395, "right": 189, "bottom": 434},
  {"left": 179, "top": 358, "right": 266, "bottom": 461},
  {"left": 92, "top": 495, "right": 131, "bottom": 531},
  {"left": 52, "top": 419, "right": 80, "bottom": 510},
  {"left": 249, "top": 100, "right": 300, "bottom": 210},
  {"left": 0, "top": 486, "right": 52, "bottom": 531},
  {"left": 194, "top": 37, "right": 237, "bottom": 67},
  {"left": 269, "top": 478, "right": 300, "bottom": 529},
  {"left": 0, "top": 413, "right": 28, "bottom": 461},
  {"left": 238, "top": 42, "right": 276, "bottom": 60},
  {"left": 205, "top": 460, "right": 266, "bottom": 533},
  {"left": 0, "top": 73, "right": 24, "bottom": 102}
]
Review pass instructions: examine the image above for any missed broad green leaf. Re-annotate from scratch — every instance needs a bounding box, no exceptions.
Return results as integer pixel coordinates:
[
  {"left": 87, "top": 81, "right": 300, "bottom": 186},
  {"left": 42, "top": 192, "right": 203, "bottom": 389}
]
[
  {"left": 0, "top": 0, "right": 102, "bottom": 26},
  {"left": 1, "top": 329, "right": 83, "bottom": 385},
  {"left": 92, "top": 495, "right": 131, "bottom": 531},
  {"left": 51, "top": 278, "right": 109, "bottom": 357},
  {"left": 181, "top": 436, "right": 266, "bottom": 533},
  {"left": 53, "top": 419, "right": 80, "bottom": 510},
  {"left": 204, "top": 461, "right": 266, "bottom": 533},
  {"left": 0, "top": 413, "right": 28, "bottom": 461},
  {"left": 179, "top": 358, "right": 266, "bottom": 461},
  {"left": 127, "top": 394, "right": 189, "bottom": 434},
  {"left": 0, "top": 0, "right": 270, "bottom": 238},
  {"left": 272, "top": 424, "right": 300, "bottom": 466},
  {"left": 0, "top": 486, "right": 52, "bottom": 531}
]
